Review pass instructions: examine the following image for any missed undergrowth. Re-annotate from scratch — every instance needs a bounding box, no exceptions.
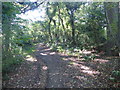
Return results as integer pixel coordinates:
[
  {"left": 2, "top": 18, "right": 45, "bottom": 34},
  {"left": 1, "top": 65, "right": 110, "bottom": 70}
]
[{"left": 2, "top": 44, "right": 36, "bottom": 80}]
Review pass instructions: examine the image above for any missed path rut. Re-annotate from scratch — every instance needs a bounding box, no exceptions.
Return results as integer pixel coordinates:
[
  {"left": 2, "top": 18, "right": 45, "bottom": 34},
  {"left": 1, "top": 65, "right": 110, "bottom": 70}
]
[
  {"left": 3, "top": 43, "right": 111, "bottom": 88},
  {"left": 36, "top": 45, "right": 67, "bottom": 88},
  {"left": 36, "top": 44, "right": 108, "bottom": 88}
]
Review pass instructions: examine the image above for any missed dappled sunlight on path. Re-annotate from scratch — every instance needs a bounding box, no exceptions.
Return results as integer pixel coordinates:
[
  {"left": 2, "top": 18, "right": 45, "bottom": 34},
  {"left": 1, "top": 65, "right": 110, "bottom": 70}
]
[
  {"left": 36, "top": 44, "right": 111, "bottom": 88},
  {"left": 4, "top": 43, "right": 119, "bottom": 88},
  {"left": 26, "top": 55, "right": 37, "bottom": 62}
]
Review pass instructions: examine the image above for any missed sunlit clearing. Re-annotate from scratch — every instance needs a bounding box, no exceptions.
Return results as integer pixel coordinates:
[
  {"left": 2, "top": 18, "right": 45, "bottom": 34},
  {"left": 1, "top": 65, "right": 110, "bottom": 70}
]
[
  {"left": 26, "top": 55, "right": 37, "bottom": 62},
  {"left": 93, "top": 59, "right": 109, "bottom": 63},
  {"left": 42, "top": 66, "right": 48, "bottom": 70},
  {"left": 40, "top": 53, "right": 47, "bottom": 56},
  {"left": 49, "top": 52, "right": 55, "bottom": 55}
]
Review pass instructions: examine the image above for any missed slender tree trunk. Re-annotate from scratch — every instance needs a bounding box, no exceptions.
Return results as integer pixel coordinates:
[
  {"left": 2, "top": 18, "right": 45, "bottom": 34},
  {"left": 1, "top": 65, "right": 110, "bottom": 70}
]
[
  {"left": 66, "top": 4, "right": 76, "bottom": 46},
  {"left": 48, "top": 18, "right": 52, "bottom": 43},
  {"left": 70, "top": 11, "right": 76, "bottom": 45},
  {"left": 58, "top": 5, "right": 66, "bottom": 43}
]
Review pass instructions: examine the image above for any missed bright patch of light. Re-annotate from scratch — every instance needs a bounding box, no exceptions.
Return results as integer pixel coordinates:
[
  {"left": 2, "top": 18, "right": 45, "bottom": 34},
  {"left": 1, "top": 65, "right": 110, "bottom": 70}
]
[
  {"left": 81, "top": 66, "right": 90, "bottom": 70},
  {"left": 40, "top": 53, "right": 47, "bottom": 55},
  {"left": 49, "top": 52, "right": 55, "bottom": 55},
  {"left": 18, "top": 6, "right": 46, "bottom": 21},
  {"left": 93, "top": 59, "right": 109, "bottom": 63},
  {"left": 82, "top": 70, "right": 100, "bottom": 75},
  {"left": 42, "top": 66, "right": 48, "bottom": 70},
  {"left": 26, "top": 55, "right": 37, "bottom": 62}
]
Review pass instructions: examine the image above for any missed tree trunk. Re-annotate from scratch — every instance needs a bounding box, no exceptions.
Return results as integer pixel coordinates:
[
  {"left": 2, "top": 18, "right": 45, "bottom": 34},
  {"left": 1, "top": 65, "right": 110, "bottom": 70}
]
[
  {"left": 117, "top": 2, "right": 120, "bottom": 55},
  {"left": 70, "top": 11, "right": 76, "bottom": 45},
  {"left": 104, "top": 2, "right": 119, "bottom": 55},
  {"left": 48, "top": 18, "right": 52, "bottom": 43},
  {"left": 58, "top": 5, "right": 66, "bottom": 43}
]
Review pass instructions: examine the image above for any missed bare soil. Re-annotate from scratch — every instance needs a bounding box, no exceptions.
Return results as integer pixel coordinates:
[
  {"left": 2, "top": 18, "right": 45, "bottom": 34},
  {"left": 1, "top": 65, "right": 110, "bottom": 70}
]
[{"left": 3, "top": 43, "right": 120, "bottom": 88}]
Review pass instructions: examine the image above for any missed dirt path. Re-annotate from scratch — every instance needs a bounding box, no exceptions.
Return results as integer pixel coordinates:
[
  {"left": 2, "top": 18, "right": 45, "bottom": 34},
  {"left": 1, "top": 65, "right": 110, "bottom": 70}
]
[
  {"left": 3, "top": 43, "right": 120, "bottom": 88},
  {"left": 36, "top": 44, "right": 67, "bottom": 88},
  {"left": 36, "top": 44, "right": 110, "bottom": 88},
  {"left": 3, "top": 45, "right": 47, "bottom": 88}
]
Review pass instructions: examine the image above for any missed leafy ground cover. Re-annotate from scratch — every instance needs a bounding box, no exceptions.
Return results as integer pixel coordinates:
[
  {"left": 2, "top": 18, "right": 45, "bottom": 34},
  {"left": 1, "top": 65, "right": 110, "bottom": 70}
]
[{"left": 3, "top": 44, "right": 120, "bottom": 88}]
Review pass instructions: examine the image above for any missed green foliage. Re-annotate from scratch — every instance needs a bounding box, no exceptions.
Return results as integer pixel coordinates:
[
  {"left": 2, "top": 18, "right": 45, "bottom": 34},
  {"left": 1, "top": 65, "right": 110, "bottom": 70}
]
[
  {"left": 23, "top": 45, "right": 36, "bottom": 55},
  {"left": 33, "top": 2, "right": 108, "bottom": 51},
  {"left": 15, "top": 34, "right": 33, "bottom": 46},
  {"left": 2, "top": 2, "right": 119, "bottom": 81},
  {"left": 50, "top": 44, "right": 65, "bottom": 53},
  {"left": 109, "top": 70, "right": 120, "bottom": 82},
  {"left": 2, "top": 54, "right": 23, "bottom": 74},
  {"left": 57, "top": 46, "right": 64, "bottom": 53},
  {"left": 2, "top": 2, "right": 38, "bottom": 80},
  {"left": 112, "top": 70, "right": 120, "bottom": 77},
  {"left": 2, "top": 2, "right": 22, "bottom": 76},
  {"left": 109, "top": 77, "right": 116, "bottom": 82}
]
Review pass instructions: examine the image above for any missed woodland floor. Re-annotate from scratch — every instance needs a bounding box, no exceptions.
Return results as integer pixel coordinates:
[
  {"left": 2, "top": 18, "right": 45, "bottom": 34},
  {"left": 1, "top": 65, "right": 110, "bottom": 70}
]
[{"left": 3, "top": 43, "right": 120, "bottom": 88}]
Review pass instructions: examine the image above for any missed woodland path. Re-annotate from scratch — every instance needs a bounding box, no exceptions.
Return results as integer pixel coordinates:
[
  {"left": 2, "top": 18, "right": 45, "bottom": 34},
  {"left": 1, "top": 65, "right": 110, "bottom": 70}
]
[
  {"left": 3, "top": 43, "right": 119, "bottom": 88},
  {"left": 35, "top": 44, "right": 109, "bottom": 88}
]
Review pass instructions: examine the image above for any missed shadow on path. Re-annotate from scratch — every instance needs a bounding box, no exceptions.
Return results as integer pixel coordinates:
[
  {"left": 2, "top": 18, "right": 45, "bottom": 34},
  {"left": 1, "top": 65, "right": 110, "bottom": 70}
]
[{"left": 35, "top": 44, "right": 111, "bottom": 88}]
